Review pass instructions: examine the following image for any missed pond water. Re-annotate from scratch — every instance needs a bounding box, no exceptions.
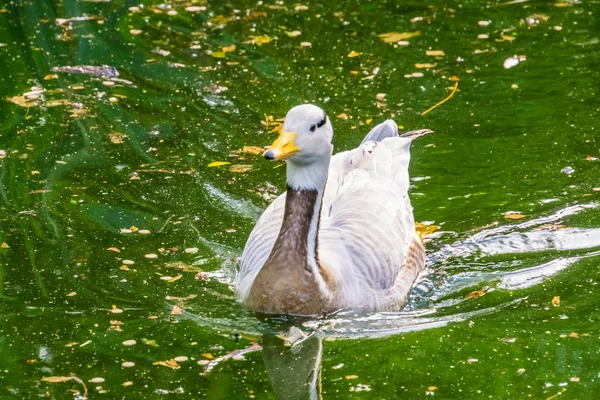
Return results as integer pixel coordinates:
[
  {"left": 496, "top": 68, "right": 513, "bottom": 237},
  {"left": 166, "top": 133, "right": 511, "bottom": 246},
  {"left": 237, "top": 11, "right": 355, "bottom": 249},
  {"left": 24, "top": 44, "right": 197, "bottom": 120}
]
[{"left": 1, "top": 0, "right": 599, "bottom": 398}]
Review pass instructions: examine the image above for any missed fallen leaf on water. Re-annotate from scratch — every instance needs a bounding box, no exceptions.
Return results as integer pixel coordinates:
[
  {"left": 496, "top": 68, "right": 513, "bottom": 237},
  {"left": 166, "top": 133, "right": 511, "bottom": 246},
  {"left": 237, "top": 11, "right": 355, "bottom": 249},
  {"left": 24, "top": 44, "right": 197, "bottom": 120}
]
[
  {"left": 42, "top": 376, "right": 76, "bottom": 383},
  {"left": 378, "top": 31, "right": 421, "bottom": 43},
  {"left": 569, "top": 332, "right": 579, "bottom": 338},
  {"left": 552, "top": 296, "right": 560, "bottom": 307},
  {"left": 202, "top": 353, "right": 214, "bottom": 359},
  {"left": 415, "top": 222, "right": 439, "bottom": 241},
  {"left": 142, "top": 338, "right": 159, "bottom": 347},
  {"left": 171, "top": 305, "right": 183, "bottom": 315},
  {"left": 66, "top": 292, "right": 77, "bottom": 297},
  {"left": 88, "top": 377, "right": 105, "bottom": 383},
  {"left": 504, "top": 213, "right": 526, "bottom": 219},
  {"left": 426, "top": 50, "right": 445, "bottom": 57},
  {"left": 415, "top": 63, "right": 435, "bottom": 69},
  {"left": 222, "top": 44, "right": 236, "bottom": 52},
  {"left": 345, "top": 375, "right": 359, "bottom": 380},
  {"left": 1, "top": 242, "right": 9, "bottom": 249},
  {"left": 286, "top": 30, "right": 301, "bottom": 37},
  {"left": 208, "top": 161, "right": 231, "bottom": 167},
  {"left": 107, "top": 247, "right": 120, "bottom": 252},
  {"left": 243, "top": 146, "right": 264, "bottom": 155},
  {"left": 586, "top": 156, "right": 598, "bottom": 161},
  {"left": 244, "top": 35, "right": 273, "bottom": 46},
  {"left": 466, "top": 290, "right": 486, "bottom": 299},
  {"left": 210, "top": 51, "right": 226, "bottom": 58},
  {"left": 229, "top": 164, "right": 253, "bottom": 173},
  {"left": 336, "top": 113, "right": 349, "bottom": 120},
  {"left": 428, "top": 386, "right": 438, "bottom": 391},
  {"left": 153, "top": 359, "right": 180, "bottom": 370},
  {"left": 348, "top": 51, "right": 362, "bottom": 57},
  {"left": 168, "top": 274, "right": 182, "bottom": 283},
  {"left": 109, "top": 132, "right": 127, "bottom": 144}
]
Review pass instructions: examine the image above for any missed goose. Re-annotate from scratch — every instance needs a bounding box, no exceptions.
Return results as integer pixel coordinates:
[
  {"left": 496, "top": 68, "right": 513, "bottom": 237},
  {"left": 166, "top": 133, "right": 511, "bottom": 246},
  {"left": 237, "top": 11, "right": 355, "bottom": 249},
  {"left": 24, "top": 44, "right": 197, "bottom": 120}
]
[{"left": 237, "top": 104, "right": 431, "bottom": 315}]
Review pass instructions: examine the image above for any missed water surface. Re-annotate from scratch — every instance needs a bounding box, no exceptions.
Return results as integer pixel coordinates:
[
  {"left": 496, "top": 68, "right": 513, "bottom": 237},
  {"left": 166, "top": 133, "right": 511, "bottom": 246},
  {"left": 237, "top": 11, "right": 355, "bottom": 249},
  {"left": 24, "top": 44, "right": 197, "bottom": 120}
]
[{"left": 1, "top": 0, "right": 599, "bottom": 398}]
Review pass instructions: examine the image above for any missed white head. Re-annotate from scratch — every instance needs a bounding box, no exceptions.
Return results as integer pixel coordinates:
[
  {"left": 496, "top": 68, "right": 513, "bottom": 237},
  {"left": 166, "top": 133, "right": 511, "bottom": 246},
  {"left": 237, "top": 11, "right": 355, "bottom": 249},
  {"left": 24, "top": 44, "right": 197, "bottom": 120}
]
[{"left": 264, "top": 104, "right": 333, "bottom": 165}]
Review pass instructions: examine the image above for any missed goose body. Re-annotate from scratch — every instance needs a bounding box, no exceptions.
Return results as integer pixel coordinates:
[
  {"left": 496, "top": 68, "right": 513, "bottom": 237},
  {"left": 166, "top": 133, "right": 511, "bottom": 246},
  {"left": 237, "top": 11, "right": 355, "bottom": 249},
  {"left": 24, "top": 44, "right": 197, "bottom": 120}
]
[{"left": 237, "top": 105, "right": 430, "bottom": 315}]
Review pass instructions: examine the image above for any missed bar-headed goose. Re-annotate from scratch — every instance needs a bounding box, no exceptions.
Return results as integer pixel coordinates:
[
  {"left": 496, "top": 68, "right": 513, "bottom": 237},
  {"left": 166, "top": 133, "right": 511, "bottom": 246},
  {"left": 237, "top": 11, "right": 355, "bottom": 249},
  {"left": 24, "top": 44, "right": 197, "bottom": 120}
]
[{"left": 237, "top": 104, "right": 431, "bottom": 315}]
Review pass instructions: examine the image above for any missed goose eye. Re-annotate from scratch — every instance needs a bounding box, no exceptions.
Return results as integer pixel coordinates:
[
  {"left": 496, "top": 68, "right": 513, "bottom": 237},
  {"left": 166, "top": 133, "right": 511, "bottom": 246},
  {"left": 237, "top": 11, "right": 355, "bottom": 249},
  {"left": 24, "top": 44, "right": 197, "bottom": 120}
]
[{"left": 309, "top": 124, "right": 316, "bottom": 132}]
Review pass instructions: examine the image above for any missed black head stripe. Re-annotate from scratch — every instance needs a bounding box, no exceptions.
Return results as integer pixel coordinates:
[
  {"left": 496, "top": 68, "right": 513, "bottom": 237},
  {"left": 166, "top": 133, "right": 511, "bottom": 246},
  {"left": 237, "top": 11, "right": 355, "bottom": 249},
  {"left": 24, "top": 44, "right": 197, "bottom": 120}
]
[{"left": 317, "top": 114, "right": 327, "bottom": 128}]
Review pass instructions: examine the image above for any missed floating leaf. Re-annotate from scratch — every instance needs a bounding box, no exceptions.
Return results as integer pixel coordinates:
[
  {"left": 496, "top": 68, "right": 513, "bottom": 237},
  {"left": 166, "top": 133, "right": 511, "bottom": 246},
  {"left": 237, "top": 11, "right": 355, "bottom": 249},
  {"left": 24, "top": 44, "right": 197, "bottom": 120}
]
[
  {"left": 426, "top": 50, "right": 445, "bottom": 56},
  {"left": 244, "top": 35, "right": 272, "bottom": 46},
  {"left": 42, "top": 376, "right": 75, "bottom": 383},
  {"left": 348, "top": 51, "right": 362, "bottom": 57},
  {"left": 168, "top": 274, "right": 183, "bottom": 283},
  {"left": 378, "top": 31, "right": 421, "bottom": 43},
  {"left": 242, "top": 146, "right": 264, "bottom": 155},
  {"left": 142, "top": 338, "right": 160, "bottom": 347},
  {"left": 171, "top": 305, "right": 183, "bottom": 315},
  {"left": 504, "top": 213, "right": 526, "bottom": 219},
  {"left": 286, "top": 30, "right": 302, "bottom": 37},
  {"left": 415, "top": 63, "right": 435, "bottom": 69},
  {"left": 222, "top": 44, "right": 236, "bottom": 52},
  {"left": 210, "top": 51, "right": 226, "bottom": 58},
  {"left": 153, "top": 359, "right": 180, "bottom": 369},
  {"left": 552, "top": 296, "right": 560, "bottom": 307},
  {"left": 202, "top": 353, "right": 214, "bottom": 359},
  {"left": 466, "top": 290, "right": 486, "bottom": 299},
  {"left": 208, "top": 161, "right": 231, "bottom": 167},
  {"left": 345, "top": 375, "right": 359, "bottom": 380},
  {"left": 415, "top": 222, "right": 440, "bottom": 241},
  {"left": 336, "top": 113, "right": 349, "bottom": 120},
  {"left": 229, "top": 164, "right": 253, "bottom": 173}
]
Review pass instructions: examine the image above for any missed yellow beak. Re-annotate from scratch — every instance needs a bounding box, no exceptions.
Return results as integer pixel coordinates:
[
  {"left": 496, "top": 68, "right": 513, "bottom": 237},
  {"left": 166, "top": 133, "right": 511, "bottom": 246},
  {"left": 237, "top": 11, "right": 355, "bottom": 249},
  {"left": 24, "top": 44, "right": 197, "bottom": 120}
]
[{"left": 263, "top": 130, "right": 300, "bottom": 160}]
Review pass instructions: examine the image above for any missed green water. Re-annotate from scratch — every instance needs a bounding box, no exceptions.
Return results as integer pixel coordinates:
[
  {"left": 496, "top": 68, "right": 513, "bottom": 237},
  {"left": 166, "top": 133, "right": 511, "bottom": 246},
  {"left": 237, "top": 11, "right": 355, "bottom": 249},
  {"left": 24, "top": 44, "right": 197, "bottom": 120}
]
[{"left": 1, "top": 0, "right": 599, "bottom": 398}]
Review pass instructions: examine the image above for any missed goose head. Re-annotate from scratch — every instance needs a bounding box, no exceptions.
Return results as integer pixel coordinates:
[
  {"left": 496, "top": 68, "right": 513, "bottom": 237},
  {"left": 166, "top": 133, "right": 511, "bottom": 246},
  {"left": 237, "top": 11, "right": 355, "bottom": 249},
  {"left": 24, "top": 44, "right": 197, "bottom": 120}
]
[{"left": 264, "top": 104, "right": 333, "bottom": 166}]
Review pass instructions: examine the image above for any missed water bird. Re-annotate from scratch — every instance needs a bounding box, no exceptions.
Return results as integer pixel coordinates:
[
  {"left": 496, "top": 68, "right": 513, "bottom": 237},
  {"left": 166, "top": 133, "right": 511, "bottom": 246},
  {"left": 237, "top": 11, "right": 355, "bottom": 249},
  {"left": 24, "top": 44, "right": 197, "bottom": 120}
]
[{"left": 237, "top": 104, "right": 432, "bottom": 315}]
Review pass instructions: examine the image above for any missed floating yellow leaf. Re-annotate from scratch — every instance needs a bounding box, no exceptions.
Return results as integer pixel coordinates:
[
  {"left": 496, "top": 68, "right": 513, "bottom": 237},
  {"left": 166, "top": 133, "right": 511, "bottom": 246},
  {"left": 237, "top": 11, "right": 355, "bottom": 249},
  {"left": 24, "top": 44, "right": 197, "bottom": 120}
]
[
  {"left": 1, "top": 242, "right": 9, "bottom": 249},
  {"left": 336, "top": 113, "right": 349, "bottom": 120},
  {"left": 428, "top": 386, "right": 438, "bottom": 391},
  {"left": 168, "top": 274, "right": 182, "bottom": 283},
  {"left": 504, "top": 213, "right": 526, "bottom": 219},
  {"left": 244, "top": 35, "right": 272, "bottom": 46},
  {"left": 141, "top": 338, "right": 159, "bottom": 347},
  {"left": 415, "top": 222, "right": 440, "bottom": 241},
  {"left": 171, "top": 305, "right": 183, "bottom": 315},
  {"left": 466, "top": 290, "right": 486, "bottom": 299},
  {"left": 242, "top": 146, "right": 264, "bottom": 155},
  {"left": 210, "top": 51, "right": 226, "bottom": 58},
  {"left": 107, "top": 247, "right": 120, "bottom": 253},
  {"left": 202, "top": 353, "right": 214, "bottom": 359},
  {"left": 222, "top": 44, "right": 236, "bottom": 52},
  {"left": 229, "top": 164, "right": 253, "bottom": 173},
  {"left": 42, "top": 376, "right": 75, "bottom": 383},
  {"left": 415, "top": 63, "right": 435, "bottom": 69},
  {"left": 208, "top": 161, "right": 231, "bottom": 167},
  {"left": 378, "top": 31, "right": 421, "bottom": 43},
  {"left": 345, "top": 375, "right": 359, "bottom": 380},
  {"left": 153, "top": 359, "right": 180, "bottom": 369},
  {"left": 426, "top": 50, "right": 445, "bottom": 56},
  {"left": 552, "top": 296, "right": 560, "bottom": 307},
  {"left": 348, "top": 51, "right": 362, "bottom": 57},
  {"left": 286, "top": 30, "right": 302, "bottom": 37},
  {"left": 569, "top": 332, "right": 579, "bottom": 339}
]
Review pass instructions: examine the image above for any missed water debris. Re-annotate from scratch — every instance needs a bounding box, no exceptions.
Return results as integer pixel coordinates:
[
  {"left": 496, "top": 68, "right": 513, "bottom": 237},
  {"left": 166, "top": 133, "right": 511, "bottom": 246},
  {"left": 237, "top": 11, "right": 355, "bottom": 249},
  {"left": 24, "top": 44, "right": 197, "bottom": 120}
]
[
  {"left": 504, "top": 212, "right": 526, "bottom": 219},
  {"left": 561, "top": 166, "right": 574, "bottom": 175},
  {"left": 345, "top": 375, "right": 359, "bottom": 380},
  {"left": 42, "top": 376, "right": 88, "bottom": 398},
  {"left": 184, "top": 247, "right": 199, "bottom": 254},
  {"left": 552, "top": 296, "right": 561, "bottom": 307},
  {"left": 525, "top": 13, "right": 549, "bottom": 27},
  {"left": 122, "top": 361, "right": 135, "bottom": 368},
  {"left": 503, "top": 55, "right": 526, "bottom": 69},
  {"left": 415, "top": 63, "right": 435, "bottom": 69},
  {"left": 337, "top": 113, "right": 349, "bottom": 120},
  {"left": 229, "top": 164, "right": 253, "bottom": 173},
  {"left": 153, "top": 359, "right": 180, "bottom": 369},
  {"left": 466, "top": 290, "right": 486, "bottom": 299},
  {"left": 186, "top": 6, "right": 206, "bottom": 12},
  {"left": 208, "top": 161, "right": 231, "bottom": 167},
  {"left": 171, "top": 305, "right": 183, "bottom": 315},
  {"left": 426, "top": 50, "right": 445, "bottom": 57},
  {"left": 378, "top": 31, "right": 420, "bottom": 43},
  {"left": 122, "top": 340, "right": 137, "bottom": 346},
  {"left": 52, "top": 65, "right": 119, "bottom": 77},
  {"left": 141, "top": 338, "right": 159, "bottom": 347},
  {"left": 55, "top": 15, "right": 102, "bottom": 26},
  {"left": 244, "top": 35, "right": 273, "bottom": 45},
  {"left": 286, "top": 30, "right": 302, "bottom": 37},
  {"left": 348, "top": 51, "right": 362, "bottom": 57},
  {"left": 1, "top": 242, "right": 9, "bottom": 249},
  {"left": 88, "top": 377, "right": 105, "bottom": 383},
  {"left": 202, "top": 343, "right": 261, "bottom": 376},
  {"left": 420, "top": 81, "right": 459, "bottom": 116}
]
